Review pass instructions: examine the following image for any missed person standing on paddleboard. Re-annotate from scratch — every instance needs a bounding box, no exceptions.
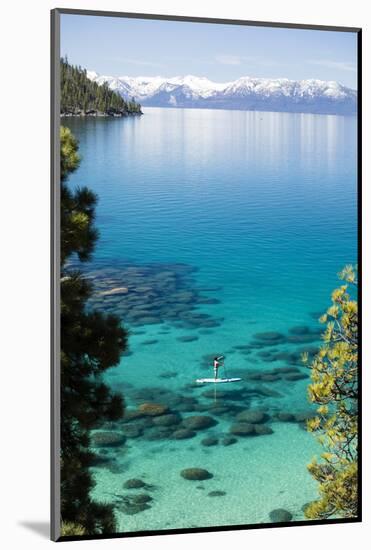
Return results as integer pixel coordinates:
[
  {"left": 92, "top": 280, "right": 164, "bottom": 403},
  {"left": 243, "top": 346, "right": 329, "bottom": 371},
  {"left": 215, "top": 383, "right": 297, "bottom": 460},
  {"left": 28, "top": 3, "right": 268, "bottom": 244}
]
[{"left": 213, "top": 356, "right": 224, "bottom": 380}]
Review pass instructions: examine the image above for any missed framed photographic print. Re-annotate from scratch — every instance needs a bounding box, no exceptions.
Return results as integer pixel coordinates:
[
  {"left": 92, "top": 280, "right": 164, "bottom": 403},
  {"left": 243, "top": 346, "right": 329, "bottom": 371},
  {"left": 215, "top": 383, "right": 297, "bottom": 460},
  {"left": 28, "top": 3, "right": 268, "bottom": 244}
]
[{"left": 51, "top": 8, "right": 361, "bottom": 542}]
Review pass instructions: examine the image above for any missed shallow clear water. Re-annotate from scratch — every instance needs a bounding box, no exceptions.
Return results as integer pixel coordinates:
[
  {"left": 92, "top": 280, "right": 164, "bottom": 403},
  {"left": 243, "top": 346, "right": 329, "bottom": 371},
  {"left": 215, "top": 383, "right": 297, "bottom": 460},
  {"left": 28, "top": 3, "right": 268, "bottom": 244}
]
[{"left": 64, "top": 107, "right": 357, "bottom": 532}]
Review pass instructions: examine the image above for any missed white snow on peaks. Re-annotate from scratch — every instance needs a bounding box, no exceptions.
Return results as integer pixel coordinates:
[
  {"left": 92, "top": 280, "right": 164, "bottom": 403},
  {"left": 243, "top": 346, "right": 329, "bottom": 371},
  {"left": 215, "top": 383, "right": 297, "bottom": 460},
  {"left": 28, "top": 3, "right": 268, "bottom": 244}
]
[
  {"left": 86, "top": 70, "right": 356, "bottom": 114},
  {"left": 86, "top": 70, "right": 99, "bottom": 81},
  {"left": 87, "top": 72, "right": 229, "bottom": 99}
]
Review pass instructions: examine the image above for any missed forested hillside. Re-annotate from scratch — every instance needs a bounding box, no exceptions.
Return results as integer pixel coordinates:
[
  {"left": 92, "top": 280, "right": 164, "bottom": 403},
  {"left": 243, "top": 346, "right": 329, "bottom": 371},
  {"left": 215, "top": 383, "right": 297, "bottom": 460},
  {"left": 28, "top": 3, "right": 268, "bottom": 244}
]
[{"left": 60, "top": 57, "right": 142, "bottom": 116}]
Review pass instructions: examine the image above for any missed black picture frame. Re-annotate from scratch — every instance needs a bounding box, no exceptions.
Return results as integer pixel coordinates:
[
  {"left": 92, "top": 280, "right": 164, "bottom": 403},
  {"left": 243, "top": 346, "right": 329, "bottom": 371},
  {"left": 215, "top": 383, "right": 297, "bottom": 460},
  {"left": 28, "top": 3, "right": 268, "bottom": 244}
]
[{"left": 51, "top": 8, "right": 362, "bottom": 542}]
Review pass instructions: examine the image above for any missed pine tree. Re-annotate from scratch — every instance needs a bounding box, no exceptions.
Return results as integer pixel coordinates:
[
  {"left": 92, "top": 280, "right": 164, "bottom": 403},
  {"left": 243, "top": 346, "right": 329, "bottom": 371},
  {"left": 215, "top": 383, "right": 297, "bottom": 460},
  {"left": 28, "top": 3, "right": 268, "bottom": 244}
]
[
  {"left": 304, "top": 265, "right": 358, "bottom": 520},
  {"left": 60, "top": 57, "right": 142, "bottom": 116},
  {"left": 60, "top": 126, "right": 128, "bottom": 535}
]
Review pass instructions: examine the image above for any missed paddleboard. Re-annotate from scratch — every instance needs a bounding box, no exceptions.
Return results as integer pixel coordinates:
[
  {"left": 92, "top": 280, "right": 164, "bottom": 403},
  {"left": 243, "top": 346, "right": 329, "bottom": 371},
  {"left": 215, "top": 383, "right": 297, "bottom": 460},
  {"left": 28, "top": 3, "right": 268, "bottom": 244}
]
[{"left": 196, "top": 377, "right": 242, "bottom": 384}]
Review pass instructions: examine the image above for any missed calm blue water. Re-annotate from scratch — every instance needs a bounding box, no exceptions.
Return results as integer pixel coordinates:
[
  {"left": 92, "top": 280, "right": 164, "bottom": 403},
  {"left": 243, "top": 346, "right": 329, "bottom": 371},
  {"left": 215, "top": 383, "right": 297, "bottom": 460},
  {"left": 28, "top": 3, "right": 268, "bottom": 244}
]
[{"left": 64, "top": 108, "right": 357, "bottom": 532}]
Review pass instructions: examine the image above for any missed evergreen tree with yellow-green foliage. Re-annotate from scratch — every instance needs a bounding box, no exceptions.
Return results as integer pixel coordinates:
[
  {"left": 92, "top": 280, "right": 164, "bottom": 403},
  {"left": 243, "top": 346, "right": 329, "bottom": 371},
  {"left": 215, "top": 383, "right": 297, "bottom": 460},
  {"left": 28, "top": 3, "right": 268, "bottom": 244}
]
[{"left": 304, "top": 265, "right": 358, "bottom": 520}]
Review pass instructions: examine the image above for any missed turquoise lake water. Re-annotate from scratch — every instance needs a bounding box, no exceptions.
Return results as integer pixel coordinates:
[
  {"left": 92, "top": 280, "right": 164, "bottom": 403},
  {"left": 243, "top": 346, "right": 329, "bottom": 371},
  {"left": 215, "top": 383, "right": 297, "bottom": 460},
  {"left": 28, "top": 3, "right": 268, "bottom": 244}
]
[{"left": 64, "top": 107, "right": 357, "bottom": 532}]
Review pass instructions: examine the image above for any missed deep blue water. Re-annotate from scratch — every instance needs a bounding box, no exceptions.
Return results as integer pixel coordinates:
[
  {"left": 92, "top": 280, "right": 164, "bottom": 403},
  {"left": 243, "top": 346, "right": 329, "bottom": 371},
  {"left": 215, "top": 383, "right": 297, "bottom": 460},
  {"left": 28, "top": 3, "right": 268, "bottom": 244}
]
[
  {"left": 64, "top": 107, "right": 357, "bottom": 531},
  {"left": 65, "top": 108, "right": 356, "bottom": 328}
]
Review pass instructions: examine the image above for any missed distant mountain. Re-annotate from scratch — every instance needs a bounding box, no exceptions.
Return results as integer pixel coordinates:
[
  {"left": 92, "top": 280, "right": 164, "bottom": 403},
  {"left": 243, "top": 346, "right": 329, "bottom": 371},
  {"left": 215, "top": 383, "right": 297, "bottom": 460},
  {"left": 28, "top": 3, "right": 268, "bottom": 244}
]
[{"left": 86, "top": 72, "right": 357, "bottom": 115}]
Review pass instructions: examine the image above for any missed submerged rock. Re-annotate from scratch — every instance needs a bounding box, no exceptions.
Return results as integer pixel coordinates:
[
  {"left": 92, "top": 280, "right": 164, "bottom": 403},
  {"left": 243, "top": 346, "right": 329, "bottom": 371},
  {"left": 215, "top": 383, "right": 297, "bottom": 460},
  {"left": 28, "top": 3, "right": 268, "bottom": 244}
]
[
  {"left": 144, "top": 427, "right": 174, "bottom": 440},
  {"left": 167, "top": 394, "right": 198, "bottom": 410},
  {"left": 138, "top": 403, "right": 169, "bottom": 416},
  {"left": 269, "top": 509, "right": 293, "bottom": 522},
  {"left": 119, "top": 500, "right": 150, "bottom": 515},
  {"left": 254, "top": 425, "right": 274, "bottom": 435},
  {"left": 236, "top": 410, "right": 270, "bottom": 424},
  {"left": 123, "top": 410, "right": 146, "bottom": 422},
  {"left": 202, "top": 389, "right": 228, "bottom": 399},
  {"left": 276, "top": 412, "right": 296, "bottom": 422},
  {"left": 201, "top": 437, "right": 219, "bottom": 447},
  {"left": 197, "top": 297, "right": 220, "bottom": 305},
  {"left": 198, "top": 320, "right": 221, "bottom": 328},
  {"left": 287, "top": 333, "right": 319, "bottom": 344},
  {"left": 177, "top": 335, "right": 199, "bottom": 342},
  {"left": 173, "top": 429, "right": 197, "bottom": 440},
  {"left": 132, "top": 417, "right": 154, "bottom": 429},
  {"left": 206, "top": 404, "right": 233, "bottom": 416},
  {"left": 289, "top": 325, "right": 311, "bottom": 335},
  {"left": 182, "top": 415, "right": 218, "bottom": 430},
  {"left": 258, "top": 387, "right": 284, "bottom": 398},
  {"left": 181, "top": 468, "right": 213, "bottom": 480},
  {"left": 260, "top": 374, "right": 281, "bottom": 382},
  {"left": 130, "top": 493, "right": 152, "bottom": 504},
  {"left": 221, "top": 436, "right": 238, "bottom": 446},
  {"left": 123, "top": 478, "right": 146, "bottom": 489},
  {"left": 284, "top": 372, "right": 308, "bottom": 381},
  {"left": 123, "top": 425, "right": 143, "bottom": 438},
  {"left": 272, "top": 366, "right": 301, "bottom": 374},
  {"left": 90, "top": 455, "right": 112, "bottom": 467},
  {"left": 108, "top": 463, "right": 126, "bottom": 474},
  {"left": 159, "top": 371, "right": 178, "bottom": 379},
  {"left": 153, "top": 413, "right": 182, "bottom": 427},
  {"left": 229, "top": 423, "right": 255, "bottom": 436},
  {"left": 174, "top": 402, "right": 197, "bottom": 413},
  {"left": 257, "top": 351, "right": 274, "bottom": 358},
  {"left": 132, "top": 316, "right": 163, "bottom": 325},
  {"left": 91, "top": 431, "right": 126, "bottom": 448},
  {"left": 253, "top": 332, "right": 286, "bottom": 343}
]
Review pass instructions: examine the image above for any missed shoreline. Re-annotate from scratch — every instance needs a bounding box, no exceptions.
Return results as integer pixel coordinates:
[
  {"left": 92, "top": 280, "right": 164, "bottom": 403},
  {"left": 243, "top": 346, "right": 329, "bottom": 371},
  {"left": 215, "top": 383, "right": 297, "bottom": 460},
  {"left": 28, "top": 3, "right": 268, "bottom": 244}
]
[{"left": 61, "top": 110, "right": 142, "bottom": 118}]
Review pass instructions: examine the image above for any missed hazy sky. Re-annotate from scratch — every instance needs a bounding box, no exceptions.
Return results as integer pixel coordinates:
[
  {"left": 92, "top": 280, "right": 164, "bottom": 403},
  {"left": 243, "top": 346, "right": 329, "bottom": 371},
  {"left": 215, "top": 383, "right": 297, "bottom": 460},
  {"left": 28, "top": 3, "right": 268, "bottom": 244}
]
[{"left": 61, "top": 14, "right": 358, "bottom": 89}]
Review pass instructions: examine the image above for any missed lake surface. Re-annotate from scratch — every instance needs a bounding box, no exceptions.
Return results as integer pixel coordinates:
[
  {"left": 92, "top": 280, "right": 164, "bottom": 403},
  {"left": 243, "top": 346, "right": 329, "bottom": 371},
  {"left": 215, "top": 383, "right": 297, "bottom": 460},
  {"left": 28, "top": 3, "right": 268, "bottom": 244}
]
[{"left": 64, "top": 107, "right": 357, "bottom": 532}]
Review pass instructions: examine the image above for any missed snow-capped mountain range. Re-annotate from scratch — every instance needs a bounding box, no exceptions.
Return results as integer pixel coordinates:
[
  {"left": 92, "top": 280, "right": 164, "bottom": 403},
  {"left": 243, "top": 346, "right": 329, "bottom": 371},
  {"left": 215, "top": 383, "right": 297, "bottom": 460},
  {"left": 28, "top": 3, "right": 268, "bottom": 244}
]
[{"left": 87, "top": 71, "right": 357, "bottom": 115}]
